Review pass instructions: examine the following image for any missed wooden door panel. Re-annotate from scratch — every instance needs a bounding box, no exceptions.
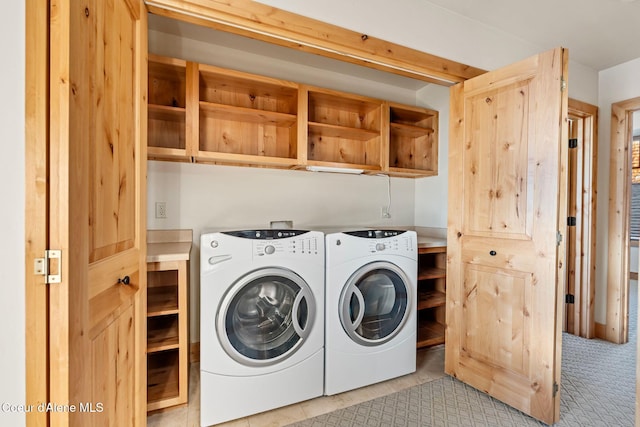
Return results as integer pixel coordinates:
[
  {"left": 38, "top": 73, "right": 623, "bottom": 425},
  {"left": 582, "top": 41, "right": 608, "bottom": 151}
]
[
  {"left": 446, "top": 47, "right": 567, "bottom": 425},
  {"left": 462, "top": 264, "right": 531, "bottom": 376},
  {"left": 90, "top": 0, "right": 138, "bottom": 263},
  {"left": 463, "top": 80, "right": 532, "bottom": 239},
  {"left": 92, "top": 303, "right": 135, "bottom": 427}
]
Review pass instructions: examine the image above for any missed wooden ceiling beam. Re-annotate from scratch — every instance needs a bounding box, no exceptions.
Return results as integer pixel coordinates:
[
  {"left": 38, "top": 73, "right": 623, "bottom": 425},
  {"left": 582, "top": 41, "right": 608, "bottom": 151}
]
[{"left": 144, "top": 0, "right": 486, "bottom": 86}]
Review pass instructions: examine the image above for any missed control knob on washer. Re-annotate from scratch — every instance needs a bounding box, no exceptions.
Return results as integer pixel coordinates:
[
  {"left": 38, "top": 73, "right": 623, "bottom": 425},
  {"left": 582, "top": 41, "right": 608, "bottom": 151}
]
[
  {"left": 376, "top": 243, "right": 385, "bottom": 251},
  {"left": 265, "top": 245, "right": 276, "bottom": 255}
]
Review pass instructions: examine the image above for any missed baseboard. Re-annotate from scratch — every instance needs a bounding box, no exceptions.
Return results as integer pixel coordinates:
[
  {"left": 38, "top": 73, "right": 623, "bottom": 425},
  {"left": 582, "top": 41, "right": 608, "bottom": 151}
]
[
  {"left": 190, "top": 342, "right": 200, "bottom": 363},
  {"left": 595, "top": 322, "right": 606, "bottom": 340}
]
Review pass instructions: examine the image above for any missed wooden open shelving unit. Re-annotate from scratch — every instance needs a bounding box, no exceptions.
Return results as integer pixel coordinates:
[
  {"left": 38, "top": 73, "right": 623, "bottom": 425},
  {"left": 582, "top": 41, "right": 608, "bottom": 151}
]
[
  {"left": 146, "top": 230, "right": 192, "bottom": 413},
  {"left": 306, "top": 87, "right": 383, "bottom": 173},
  {"left": 388, "top": 103, "right": 439, "bottom": 177},
  {"left": 148, "top": 55, "right": 188, "bottom": 161},
  {"left": 147, "top": 54, "right": 439, "bottom": 177},
  {"left": 416, "top": 245, "right": 447, "bottom": 349}
]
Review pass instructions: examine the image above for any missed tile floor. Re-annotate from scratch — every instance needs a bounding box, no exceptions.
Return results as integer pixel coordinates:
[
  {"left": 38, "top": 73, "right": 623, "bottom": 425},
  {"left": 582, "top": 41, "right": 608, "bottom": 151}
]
[{"left": 147, "top": 345, "right": 446, "bottom": 427}]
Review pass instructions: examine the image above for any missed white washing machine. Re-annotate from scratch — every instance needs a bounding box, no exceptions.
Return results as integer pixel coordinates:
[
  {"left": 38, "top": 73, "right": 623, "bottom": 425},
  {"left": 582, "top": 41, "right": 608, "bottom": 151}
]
[
  {"left": 200, "top": 230, "right": 324, "bottom": 426},
  {"left": 324, "top": 229, "right": 417, "bottom": 395}
]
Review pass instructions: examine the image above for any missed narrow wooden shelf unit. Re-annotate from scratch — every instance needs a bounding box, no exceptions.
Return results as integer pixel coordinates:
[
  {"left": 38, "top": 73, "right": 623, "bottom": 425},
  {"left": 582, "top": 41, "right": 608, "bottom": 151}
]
[
  {"left": 417, "top": 245, "right": 447, "bottom": 349},
  {"left": 146, "top": 229, "right": 191, "bottom": 412}
]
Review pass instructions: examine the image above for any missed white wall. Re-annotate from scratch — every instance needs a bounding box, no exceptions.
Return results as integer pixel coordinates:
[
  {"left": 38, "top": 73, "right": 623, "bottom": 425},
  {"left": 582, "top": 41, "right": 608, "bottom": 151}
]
[
  {"left": 596, "top": 57, "right": 640, "bottom": 322},
  {"left": 2, "top": 2, "right": 25, "bottom": 426},
  {"left": 414, "top": 84, "right": 450, "bottom": 230}
]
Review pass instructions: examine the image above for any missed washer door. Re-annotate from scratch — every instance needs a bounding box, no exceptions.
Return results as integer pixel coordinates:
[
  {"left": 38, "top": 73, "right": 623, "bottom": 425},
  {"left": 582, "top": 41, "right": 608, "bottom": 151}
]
[
  {"left": 217, "top": 267, "right": 316, "bottom": 366},
  {"left": 339, "top": 261, "right": 410, "bottom": 346}
]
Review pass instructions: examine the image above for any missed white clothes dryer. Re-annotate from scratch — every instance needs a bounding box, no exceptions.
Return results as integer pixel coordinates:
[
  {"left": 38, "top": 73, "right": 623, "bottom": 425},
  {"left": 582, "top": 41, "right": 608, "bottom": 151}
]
[
  {"left": 324, "top": 229, "right": 417, "bottom": 395},
  {"left": 200, "top": 230, "right": 324, "bottom": 426}
]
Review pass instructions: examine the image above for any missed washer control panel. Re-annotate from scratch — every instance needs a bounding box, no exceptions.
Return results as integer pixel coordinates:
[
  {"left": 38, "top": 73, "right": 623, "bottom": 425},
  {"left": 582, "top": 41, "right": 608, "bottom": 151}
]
[{"left": 254, "top": 235, "right": 320, "bottom": 257}]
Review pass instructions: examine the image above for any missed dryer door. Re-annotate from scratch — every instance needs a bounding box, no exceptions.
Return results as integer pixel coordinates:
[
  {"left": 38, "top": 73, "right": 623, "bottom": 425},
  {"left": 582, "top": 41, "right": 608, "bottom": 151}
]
[
  {"left": 339, "top": 261, "right": 411, "bottom": 346},
  {"left": 217, "top": 267, "right": 316, "bottom": 366}
]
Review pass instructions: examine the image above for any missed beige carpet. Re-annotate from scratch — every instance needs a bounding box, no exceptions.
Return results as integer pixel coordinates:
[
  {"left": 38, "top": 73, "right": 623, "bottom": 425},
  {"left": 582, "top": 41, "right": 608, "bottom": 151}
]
[{"left": 290, "top": 286, "right": 637, "bottom": 426}]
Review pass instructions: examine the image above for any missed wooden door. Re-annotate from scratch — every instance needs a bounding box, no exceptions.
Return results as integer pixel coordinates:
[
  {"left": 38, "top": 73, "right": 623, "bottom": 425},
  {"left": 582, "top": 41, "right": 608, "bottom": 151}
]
[
  {"left": 446, "top": 47, "right": 568, "bottom": 425},
  {"left": 48, "top": 0, "right": 147, "bottom": 425}
]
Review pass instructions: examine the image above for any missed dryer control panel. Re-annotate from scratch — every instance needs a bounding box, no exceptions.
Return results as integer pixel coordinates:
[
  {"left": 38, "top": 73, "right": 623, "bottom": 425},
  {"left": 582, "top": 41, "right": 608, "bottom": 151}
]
[{"left": 332, "top": 230, "right": 416, "bottom": 257}]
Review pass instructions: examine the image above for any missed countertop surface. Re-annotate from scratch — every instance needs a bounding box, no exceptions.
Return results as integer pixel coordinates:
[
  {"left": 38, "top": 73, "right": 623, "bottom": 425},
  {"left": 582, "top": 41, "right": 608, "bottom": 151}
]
[
  {"left": 147, "top": 229, "right": 193, "bottom": 262},
  {"left": 147, "top": 241, "right": 192, "bottom": 262},
  {"left": 417, "top": 235, "right": 447, "bottom": 249}
]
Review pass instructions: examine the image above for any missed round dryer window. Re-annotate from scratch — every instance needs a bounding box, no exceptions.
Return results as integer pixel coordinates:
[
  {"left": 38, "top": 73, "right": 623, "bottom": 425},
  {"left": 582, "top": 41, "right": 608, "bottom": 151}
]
[
  {"left": 339, "top": 261, "right": 410, "bottom": 346},
  {"left": 217, "top": 267, "right": 316, "bottom": 366}
]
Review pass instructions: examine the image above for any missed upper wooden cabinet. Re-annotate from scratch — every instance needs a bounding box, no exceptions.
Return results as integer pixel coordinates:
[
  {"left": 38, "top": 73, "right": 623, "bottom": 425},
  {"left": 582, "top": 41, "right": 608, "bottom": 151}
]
[
  {"left": 388, "top": 103, "right": 439, "bottom": 177},
  {"left": 306, "top": 87, "right": 384, "bottom": 173},
  {"left": 148, "top": 55, "right": 187, "bottom": 161},
  {"left": 197, "top": 63, "right": 300, "bottom": 168},
  {"left": 147, "top": 54, "right": 439, "bottom": 177}
]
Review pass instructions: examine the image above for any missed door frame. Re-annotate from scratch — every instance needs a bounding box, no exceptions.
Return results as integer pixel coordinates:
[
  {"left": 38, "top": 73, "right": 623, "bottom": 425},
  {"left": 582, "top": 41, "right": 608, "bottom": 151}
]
[
  {"left": 565, "top": 99, "right": 598, "bottom": 338},
  {"left": 25, "top": 0, "right": 49, "bottom": 425},
  {"left": 607, "top": 97, "right": 640, "bottom": 344}
]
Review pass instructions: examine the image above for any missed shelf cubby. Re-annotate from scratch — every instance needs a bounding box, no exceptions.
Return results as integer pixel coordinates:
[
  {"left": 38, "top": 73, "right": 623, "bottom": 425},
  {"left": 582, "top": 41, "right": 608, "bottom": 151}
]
[
  {"left": 388, "top": 103, "right": 439, "bottom": 177},
  {"left": 148, "top": 55, "right": 188, "bottom": 160},
  {"left": 306, "top": 88, "right": 383, "bottom": 171},
  {"left": 196, "top": 64, "right": 299, "bottom": 167}
]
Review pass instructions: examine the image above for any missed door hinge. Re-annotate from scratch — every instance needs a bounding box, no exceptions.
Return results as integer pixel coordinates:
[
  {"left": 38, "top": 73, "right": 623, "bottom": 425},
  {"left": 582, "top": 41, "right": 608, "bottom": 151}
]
[
  {"left": 565, "top": 294, "right": 575, "bottom": 304},
  {"left": 561, "top": 77, "right": 567, "bottom": 92},
  {"left": 553, "top": 382, "right": 559, "bottom": 397},
  {"left": 557, "top": 231, "right": 563, "bottom": 246},
  {"left": 34, "top": 250, "right": 62, "bottom": 284},
  {"left": 569, "top": 138, "right": 578, "bottom": 149},
  {"left": 567, "top": 217, "right": 576, "bottom": 227}
]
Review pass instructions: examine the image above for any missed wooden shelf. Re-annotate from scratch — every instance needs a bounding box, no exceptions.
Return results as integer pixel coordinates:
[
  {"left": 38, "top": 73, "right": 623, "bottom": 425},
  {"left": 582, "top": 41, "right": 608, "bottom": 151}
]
[
  {"left": 308, "top": 122, "right": 380, "bottom": 141},
  {"left": 390, "top": 122, "right": 434, "bottom": 138},
  {"left": 417, "top": 320, "right": 445, "bottom": 348},
  {"left": 200, "top": 101, "right": 297, "bottom": 127},
  {"left": 148, "top": 286, "right": 179, "bottom": 317},
  {"left": 147, "top": 351, "right": 180, "bottom": 410},
  {"left": 149, "top": 104, "right": 186, "bottom": 121},
  {"left": 417, "top": 290, "right": 446, "bottom": 310},
  {"left": 419, "top": 266, "right": 446, "bottom": 280},
  {"left": 147, "top": 315, "right": 179, "bottom": 353}
]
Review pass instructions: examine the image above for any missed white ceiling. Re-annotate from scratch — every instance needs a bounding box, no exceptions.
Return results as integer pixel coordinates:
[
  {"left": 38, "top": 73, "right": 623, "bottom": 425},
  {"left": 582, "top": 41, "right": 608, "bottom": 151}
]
[{"left": 424, "top": 0, "right": 640, "bottom": 71}]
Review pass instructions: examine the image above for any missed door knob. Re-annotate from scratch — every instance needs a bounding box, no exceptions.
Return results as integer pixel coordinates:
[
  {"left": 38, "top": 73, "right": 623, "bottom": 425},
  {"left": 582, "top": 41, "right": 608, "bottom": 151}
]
[
  {"left": 118, "top": 276, "right": 131, "bottom": 285},
  {"left": 489, "top": 250, "right": 497, "bottom": 256}
]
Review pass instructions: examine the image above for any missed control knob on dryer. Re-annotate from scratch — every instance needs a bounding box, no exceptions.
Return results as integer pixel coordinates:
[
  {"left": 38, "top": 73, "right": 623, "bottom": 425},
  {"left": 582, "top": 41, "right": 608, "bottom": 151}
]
[
  {"left": 375, "top": 243, "right": 386, "bottom": 251},
  {"left": 265, "top": 245, "right": 276, "bottom": 255}
]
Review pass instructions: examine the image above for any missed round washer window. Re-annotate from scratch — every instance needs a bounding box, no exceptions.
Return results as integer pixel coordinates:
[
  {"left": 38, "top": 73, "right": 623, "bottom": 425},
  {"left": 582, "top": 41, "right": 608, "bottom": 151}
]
[{"left": 217, "top": 268, "right": 315, "bottom": 366}]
